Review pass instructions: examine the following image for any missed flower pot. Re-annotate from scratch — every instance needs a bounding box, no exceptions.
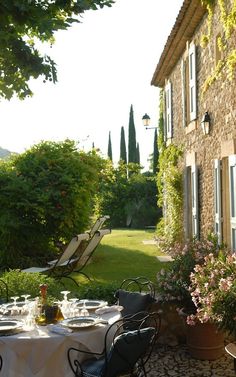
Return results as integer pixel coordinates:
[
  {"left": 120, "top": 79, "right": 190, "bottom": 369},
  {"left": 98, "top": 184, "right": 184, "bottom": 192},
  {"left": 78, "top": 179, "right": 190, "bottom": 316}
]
[{"left": 186, "top": 321, "right": 224, "bottom": 360}]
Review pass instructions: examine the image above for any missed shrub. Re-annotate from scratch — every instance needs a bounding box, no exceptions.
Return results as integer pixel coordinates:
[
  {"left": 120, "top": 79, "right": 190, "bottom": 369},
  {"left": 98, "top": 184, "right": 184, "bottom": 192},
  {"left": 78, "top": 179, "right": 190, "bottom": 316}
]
[
  {"left": 0, "top": 140, "right": 104, "bottom": 268},
  {"left": 1, "top": 270, "right": 64, "bottom": 300}
]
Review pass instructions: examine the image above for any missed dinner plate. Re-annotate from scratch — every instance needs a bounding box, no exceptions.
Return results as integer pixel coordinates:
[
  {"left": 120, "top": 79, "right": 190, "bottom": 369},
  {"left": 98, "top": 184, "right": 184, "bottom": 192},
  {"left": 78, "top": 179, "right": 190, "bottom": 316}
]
[
  {"left": 76, "top": 300, "right": 108, "bottom": 310},
  {"left": 0, "top": 319, "right": 23, "bottom": 334},
  {"left": 61, "top": 316, "right": 98, "bottom": 329}
]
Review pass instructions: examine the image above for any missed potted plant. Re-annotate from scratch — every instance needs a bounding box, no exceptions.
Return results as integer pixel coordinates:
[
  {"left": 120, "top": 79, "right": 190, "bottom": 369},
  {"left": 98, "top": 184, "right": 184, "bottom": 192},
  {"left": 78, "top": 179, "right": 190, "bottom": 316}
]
[
  {"left": 156, "top": 237, "right": 225, "bottom": 359},
  {"left": 189, "top": 250, "right": 236, "bottom": 337}
]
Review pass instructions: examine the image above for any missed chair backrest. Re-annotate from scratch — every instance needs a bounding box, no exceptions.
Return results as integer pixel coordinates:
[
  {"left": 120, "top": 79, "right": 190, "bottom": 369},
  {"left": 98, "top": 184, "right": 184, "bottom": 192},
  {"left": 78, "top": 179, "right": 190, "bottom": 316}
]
[
  {"left": 115, "top": 277, "right": 156, "bottom": 318},
  {"left": 88, "top": 215, "right": 110, "bottom": 238},
  {"left": 75, "top": 229, "right": 111, "bottom": 269},
  {"left": 104, "top": 312, "right": 160, "bottom": 377},
  {"left": 54, "top": 233, "right": 90, "bottom": 267}
]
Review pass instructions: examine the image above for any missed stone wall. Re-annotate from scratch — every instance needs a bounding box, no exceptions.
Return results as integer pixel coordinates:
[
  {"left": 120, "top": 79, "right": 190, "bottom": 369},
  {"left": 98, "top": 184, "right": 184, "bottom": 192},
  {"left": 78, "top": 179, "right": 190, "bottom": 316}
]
[{"left": 165, "top": 1, "right": 236, "bottom": 240}]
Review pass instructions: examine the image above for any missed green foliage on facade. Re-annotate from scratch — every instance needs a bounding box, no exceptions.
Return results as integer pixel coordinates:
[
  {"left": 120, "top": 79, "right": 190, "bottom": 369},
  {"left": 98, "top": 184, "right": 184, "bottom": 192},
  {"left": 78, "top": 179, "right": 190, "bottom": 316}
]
[
  {"left": 0, "top": 140, "right": 104, "bottom": 268},
  {"left": 119, "top": 126, "right": 127, "bottom": 163},
  {"left": 156, "top": 90, "right": 184, "bottom": 244},
  {"left": 0, "top": 0, "right": 114, "bottom": 100},
  {"left": 153, "top": 129, "right": 159, "bottom": 175},
  {"left": 201, "top": 0, "right": 236, "bottom": 96}
]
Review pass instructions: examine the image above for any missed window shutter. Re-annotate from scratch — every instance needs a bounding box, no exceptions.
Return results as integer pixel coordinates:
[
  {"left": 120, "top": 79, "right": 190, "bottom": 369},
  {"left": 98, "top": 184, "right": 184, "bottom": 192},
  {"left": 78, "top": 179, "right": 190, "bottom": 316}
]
[
  {"left": 165, "top": 81, "right": 172, "bottom": 139},
  {"left": 214, "top": 159, "right": 222, "bottom": 244},
  {"left": 191, "top": 164, "right": 199, "bottom": 238},
  {"left": 181, "top": 59, "right": 186, "bottom": 128},
  {"left": 229, "top": 155, "right": 236, "bottom": 250},
  {"left": 189, "top": 43, "right": 197, "bottom": 121}
]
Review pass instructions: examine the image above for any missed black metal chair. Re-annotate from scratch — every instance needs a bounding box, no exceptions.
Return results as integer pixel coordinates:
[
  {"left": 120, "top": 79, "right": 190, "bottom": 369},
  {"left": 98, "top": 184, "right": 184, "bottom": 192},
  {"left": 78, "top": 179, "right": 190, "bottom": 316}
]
[
  {"left": 68, "top": 311, "right": 161, "bottom": 377},
  {"left": 114, "top": 277, "right": 156, "bottom": 318},
  {"left": 0, "top": 279, "right": 9, "bottom": 303},
  {"left": 0, "top": 355, "right": 2, "bottom": 372}
]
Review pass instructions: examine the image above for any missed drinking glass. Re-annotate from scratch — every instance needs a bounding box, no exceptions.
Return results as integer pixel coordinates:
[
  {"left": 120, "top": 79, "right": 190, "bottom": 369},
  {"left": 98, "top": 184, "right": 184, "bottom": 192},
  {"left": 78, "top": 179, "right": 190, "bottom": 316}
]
[
  {"left": 80, "top": 301, "right": 89, "bottom": 316},
  {"left": 10, "top": 296, "right": 20, "bottom": 315},
  {"left": 21, "top": 294, "right": 31, "bottom": 314}
]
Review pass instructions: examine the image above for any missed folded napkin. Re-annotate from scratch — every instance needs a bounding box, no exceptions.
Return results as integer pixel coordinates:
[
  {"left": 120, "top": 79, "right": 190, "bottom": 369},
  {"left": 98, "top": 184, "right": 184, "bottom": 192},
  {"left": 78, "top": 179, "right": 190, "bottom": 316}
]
[
  {"left": 95, "top": 305, "right": 123, "bottom": 315},
  {"left": 48, "top": 324, "right": 72, "bottom": 335}
]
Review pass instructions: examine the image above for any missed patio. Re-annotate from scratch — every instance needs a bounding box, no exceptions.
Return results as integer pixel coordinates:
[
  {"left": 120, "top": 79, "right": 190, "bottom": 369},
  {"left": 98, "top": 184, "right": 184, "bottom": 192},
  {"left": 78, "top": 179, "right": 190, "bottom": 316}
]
[{"left": 146, "top": 343, "right": 235, "bottom": 377}]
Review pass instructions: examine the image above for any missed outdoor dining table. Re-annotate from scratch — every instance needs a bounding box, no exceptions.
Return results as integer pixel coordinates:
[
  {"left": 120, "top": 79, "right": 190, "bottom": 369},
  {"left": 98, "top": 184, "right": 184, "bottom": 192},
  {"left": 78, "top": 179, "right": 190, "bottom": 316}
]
[{"left": 0, "top": 309, "right": 121, "bottom": 377}]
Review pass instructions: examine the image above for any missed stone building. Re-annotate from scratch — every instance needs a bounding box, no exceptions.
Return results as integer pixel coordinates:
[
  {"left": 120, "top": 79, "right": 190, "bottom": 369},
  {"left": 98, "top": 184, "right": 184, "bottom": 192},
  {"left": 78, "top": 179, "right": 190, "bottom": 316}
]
[{"left": 151, "top": 0, "right": 236, "bottom": 249}]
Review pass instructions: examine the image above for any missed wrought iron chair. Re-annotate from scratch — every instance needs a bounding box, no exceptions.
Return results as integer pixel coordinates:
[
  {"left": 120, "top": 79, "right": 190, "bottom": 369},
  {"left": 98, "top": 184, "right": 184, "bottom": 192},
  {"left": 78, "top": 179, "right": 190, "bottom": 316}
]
[
  {"left": 114, "top": 277, "right": 156, "bottom": 318},
  {"left": 68, "top": 311, "right": 161, "bottom": 377},
  {"left": 0, "top": 355, "right": 2, "bottom": 372},
  {"left": 0, "top": 279, "right": 9, "bottom": 303}
]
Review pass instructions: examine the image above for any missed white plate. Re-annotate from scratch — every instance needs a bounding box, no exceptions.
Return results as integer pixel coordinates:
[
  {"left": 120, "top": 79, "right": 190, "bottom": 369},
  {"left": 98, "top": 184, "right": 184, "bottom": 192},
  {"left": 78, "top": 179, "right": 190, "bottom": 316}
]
[
  {"left": 61, "top": 316, "right": 98, "bottom": 329},
  {"left": 77, "top": 300, "right": 108, "bottom": 310},
  {"left": 0, "top": 320, "right": 22, "bottom": 333}
]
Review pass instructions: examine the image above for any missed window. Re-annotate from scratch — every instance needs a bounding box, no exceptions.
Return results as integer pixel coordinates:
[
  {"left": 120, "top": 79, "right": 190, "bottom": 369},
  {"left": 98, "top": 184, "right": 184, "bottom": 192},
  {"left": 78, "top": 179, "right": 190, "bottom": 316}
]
[
  {"left": 164, "top": 81, "right": 172, "bottom": 140},
  {"left": 229, "top": 155, "right": 236, "bottom": 250},
  {"left": 184, "top": 164, "right": 199, "bottom": 239},
  {"left": 181, "top": 43, "right": 197, "bottom": 126},
  {"left": 189, "top": 43, "right": 197, "bottom": 121},
  {"left": 214, "top": 159, "right": 222, "bottom": 244}
]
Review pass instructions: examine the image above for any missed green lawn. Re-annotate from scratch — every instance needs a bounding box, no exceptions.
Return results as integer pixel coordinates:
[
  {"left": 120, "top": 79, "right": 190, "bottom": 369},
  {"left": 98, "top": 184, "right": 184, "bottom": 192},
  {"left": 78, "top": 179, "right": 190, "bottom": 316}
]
[{"left": 71, "top": 229, "right": 165, "bottom": 288}]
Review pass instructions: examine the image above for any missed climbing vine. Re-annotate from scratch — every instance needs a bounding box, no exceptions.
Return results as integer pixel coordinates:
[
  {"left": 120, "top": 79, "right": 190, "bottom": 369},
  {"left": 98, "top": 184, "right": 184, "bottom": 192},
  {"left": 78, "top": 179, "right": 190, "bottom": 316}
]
[
  {"left": 201, "top": 0, "right": 236, "bottom": 96},
  {"left": 156, "top": 90, "right": 184, "bottom": 245}
]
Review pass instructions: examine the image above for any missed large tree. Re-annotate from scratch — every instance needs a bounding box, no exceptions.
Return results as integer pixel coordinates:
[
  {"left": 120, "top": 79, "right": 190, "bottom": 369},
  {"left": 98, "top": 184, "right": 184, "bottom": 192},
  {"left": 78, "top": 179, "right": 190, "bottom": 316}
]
[
  {"left": 0, "top": 0, "right": 113, "bottom": 100},
  {"left": 119, "top": 126, "right": 127, "bottom": 163},
  {"left": 128, "top": 105, "right": 137, "bottom": 164},
  {"left": 107, "top": 131, "right": 112, "bottom": 161}
]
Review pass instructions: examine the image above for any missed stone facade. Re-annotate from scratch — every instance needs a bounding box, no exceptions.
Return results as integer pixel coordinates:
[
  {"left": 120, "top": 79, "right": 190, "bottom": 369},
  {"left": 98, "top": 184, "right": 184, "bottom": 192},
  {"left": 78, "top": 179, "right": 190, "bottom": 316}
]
[{"left": 152, "top": 0, "right": 236, "bottom": 247}]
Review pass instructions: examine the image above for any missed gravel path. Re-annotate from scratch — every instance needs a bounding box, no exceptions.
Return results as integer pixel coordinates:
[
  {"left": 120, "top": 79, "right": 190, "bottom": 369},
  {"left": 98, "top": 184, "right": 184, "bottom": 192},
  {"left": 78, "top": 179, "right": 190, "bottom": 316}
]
[{"left": 145, "top": 343, "right": 235, "bottom": 377}]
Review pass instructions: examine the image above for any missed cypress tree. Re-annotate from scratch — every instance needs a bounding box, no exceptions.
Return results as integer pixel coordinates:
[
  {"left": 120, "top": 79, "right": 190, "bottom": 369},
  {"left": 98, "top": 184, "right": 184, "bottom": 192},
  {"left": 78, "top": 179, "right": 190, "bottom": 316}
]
[
  {"left": 107, "top": 131, "right": 113, "bottom": 161},
  {"left": 128, "top": 104, "right": 137, "bottom": 164},
  {"left": 153, "top": 128, "right": 159, "bottom": 174},
  {"left": 136, "top": 142, "right": 140, "bottom": 164},
  {"left": 120, "top": 126, "right": 127, "bottom": 163}
]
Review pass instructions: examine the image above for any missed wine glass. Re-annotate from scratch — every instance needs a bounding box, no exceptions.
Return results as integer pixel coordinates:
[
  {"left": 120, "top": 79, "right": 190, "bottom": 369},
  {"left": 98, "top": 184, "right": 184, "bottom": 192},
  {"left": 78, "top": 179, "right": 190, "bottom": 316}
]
[
  {"left": 80, "top": 301, "right": 89, "bottom": 316},
  {"left": 60, "top": 291, "right": 71, "bottom": 319},
  {"left": 10, "top": 296, "right": 20, "bottom": 315},
  {"left": 69, "top": 298, "right": 79, "bottom": 317},
  {"left": 21, "top": 294, "right": 31, "bottom": 314}
]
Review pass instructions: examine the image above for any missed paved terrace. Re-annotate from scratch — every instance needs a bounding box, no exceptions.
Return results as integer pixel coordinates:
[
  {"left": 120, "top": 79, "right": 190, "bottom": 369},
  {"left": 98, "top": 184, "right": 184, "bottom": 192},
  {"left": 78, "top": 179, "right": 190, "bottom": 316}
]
[{"left": 146, "top": 343, "right": 235, "bottom": 377}]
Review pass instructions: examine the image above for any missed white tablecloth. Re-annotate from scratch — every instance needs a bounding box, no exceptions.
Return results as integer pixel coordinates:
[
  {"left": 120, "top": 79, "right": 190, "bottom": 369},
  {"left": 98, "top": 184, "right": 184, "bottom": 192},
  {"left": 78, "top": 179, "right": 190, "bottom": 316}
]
[{"left": 0, "top": 311, "right": 121, "bottom": 377}]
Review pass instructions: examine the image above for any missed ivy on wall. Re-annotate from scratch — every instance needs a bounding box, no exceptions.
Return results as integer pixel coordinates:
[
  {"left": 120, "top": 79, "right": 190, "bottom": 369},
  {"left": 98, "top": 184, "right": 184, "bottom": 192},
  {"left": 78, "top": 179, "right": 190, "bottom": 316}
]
[
  {"left": 156, "top": 90, "right": 184, "bottom": 245},
  {"left": 201, "top": 0, "right": 236, "bottom": 96}
]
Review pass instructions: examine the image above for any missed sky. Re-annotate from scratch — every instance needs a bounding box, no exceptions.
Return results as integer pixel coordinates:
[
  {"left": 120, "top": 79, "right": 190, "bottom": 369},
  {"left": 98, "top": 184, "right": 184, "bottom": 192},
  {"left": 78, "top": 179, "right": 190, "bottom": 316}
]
[{"left": 0, "top": 0, "right": 183, "bottom": 170}]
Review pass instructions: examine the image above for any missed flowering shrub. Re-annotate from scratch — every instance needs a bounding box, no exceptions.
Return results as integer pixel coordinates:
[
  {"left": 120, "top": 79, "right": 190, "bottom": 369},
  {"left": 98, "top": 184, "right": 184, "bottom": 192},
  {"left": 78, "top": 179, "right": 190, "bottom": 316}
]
[
  {"left": 189, "top": 251, "right": 236, "bottom": 335},
  {"left": 156, "top": 238, "right": 220, "bottom": 314}
]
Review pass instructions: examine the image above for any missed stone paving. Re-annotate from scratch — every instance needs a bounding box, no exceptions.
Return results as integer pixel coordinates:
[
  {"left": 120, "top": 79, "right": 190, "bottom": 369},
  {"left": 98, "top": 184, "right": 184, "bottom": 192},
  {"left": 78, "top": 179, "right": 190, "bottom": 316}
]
[{"left": 145, "top": 343, "right": 235, "bottom": 377}]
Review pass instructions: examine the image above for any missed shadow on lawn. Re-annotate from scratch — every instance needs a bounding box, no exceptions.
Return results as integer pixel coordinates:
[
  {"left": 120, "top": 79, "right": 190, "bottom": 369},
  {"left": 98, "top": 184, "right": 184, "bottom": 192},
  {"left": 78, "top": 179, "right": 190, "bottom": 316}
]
[{"left": 71, "top": 244, "right": 162, "bottom": 287}]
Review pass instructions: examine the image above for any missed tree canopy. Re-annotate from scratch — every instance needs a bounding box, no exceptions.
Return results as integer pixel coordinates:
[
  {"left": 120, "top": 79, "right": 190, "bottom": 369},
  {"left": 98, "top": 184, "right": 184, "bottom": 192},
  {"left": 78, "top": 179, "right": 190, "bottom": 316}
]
[{"left": 0, "top": 0, "right": 114, "bottom": 100}]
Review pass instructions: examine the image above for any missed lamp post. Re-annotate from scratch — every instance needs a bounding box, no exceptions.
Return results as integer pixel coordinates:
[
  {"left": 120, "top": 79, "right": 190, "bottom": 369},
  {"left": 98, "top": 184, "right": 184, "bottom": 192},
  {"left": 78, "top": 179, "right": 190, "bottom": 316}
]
[{"left": 142, "top": 113, "right": 157, "bottom": 130}]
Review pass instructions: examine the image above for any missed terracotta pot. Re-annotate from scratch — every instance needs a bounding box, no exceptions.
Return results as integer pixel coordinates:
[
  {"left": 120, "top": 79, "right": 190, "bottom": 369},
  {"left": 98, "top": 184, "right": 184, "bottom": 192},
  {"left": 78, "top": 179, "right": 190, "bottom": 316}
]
[{"left": 186, "top": 321, "right": 224, "bottom": 360}]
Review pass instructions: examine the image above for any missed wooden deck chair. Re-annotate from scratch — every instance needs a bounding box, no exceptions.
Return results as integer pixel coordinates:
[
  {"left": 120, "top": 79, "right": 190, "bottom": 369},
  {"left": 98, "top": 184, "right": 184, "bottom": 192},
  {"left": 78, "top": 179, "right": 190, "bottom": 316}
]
[
  {"left": 87, "top": 215, "right": 110, "bottom": 238},
  {"left": 22, "top": 233, "right": 90, "bottom": 286},
  {"left": 69, "top": 228, "right": 111, "bottom": 281}
]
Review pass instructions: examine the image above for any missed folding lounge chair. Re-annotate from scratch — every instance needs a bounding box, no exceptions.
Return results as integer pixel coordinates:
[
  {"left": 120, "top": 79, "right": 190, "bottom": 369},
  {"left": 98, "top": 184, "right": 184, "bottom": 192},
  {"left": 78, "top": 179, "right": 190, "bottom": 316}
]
[
  {"left": 87, "top": 215, "right": 110, "bottom": 237},
  {"left": 69, "top": 228, "right": 111, "bottom": 281},
  {"left": 22, "top": 233, "right": 90, "bottom": 286}
]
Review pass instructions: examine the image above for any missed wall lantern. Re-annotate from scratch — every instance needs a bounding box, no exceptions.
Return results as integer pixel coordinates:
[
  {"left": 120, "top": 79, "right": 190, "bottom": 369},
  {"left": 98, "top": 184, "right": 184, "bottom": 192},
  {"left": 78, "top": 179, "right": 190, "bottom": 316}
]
[
  {"left": 201, "top": 111, "right": 211, "bottom": 135},
  {"left": 142, "top": 113, "right": 157, "bottom": 130}
]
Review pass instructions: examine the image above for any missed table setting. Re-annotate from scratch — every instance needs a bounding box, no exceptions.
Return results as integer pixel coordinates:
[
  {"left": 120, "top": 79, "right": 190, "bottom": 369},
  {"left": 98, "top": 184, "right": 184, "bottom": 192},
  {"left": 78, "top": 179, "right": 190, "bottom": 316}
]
[{"left": 0, "top": 289, "right": 123, "bottom": 377}]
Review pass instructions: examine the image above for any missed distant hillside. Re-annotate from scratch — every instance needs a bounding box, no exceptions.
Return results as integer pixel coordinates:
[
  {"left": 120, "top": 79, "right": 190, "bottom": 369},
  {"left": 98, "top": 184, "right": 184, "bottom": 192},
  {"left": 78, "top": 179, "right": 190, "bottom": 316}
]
[{"left": 0, "top": 146, "right": 12, "bottom": 159}]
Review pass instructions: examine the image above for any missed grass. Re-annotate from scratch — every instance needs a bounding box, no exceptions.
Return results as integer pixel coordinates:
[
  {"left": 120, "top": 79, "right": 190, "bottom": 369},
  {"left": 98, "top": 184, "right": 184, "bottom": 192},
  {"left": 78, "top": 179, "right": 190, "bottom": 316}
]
[{"left": 70, "top": 228, "right": 166, "bottom": 288}]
